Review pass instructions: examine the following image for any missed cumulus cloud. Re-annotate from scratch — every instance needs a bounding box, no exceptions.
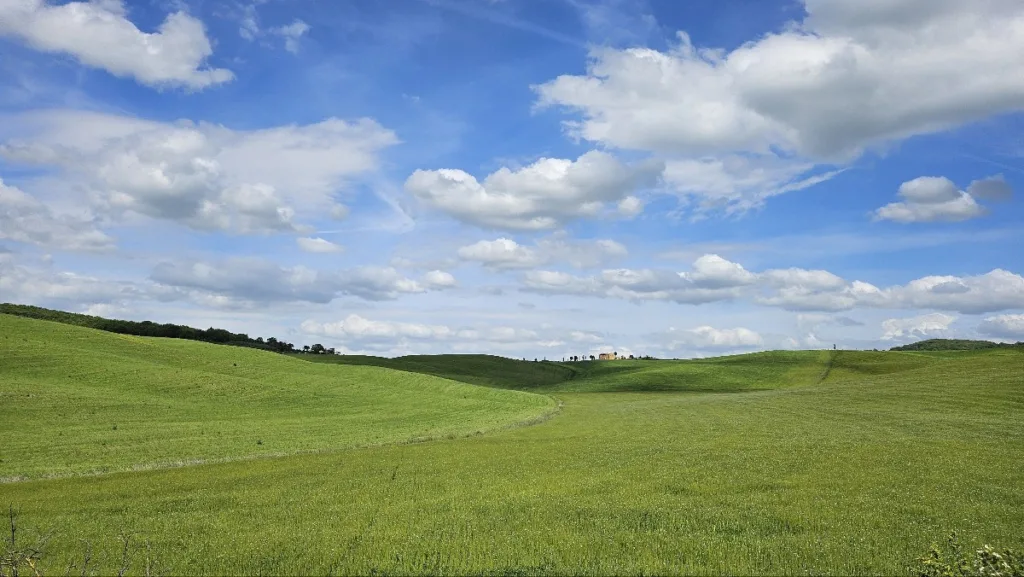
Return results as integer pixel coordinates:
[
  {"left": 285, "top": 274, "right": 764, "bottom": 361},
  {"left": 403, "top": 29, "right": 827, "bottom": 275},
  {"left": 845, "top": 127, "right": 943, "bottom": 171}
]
[
  {"left": 270, "top": 19, "right": 310, "bottom": 53},
  {"left": 297, "top": 237, "right": 344, "bottom": 254},
  {"left": 0, "top": 257, "right": 178, "bottom": 310},
  {"left": 302, "top": 315, "right": 454, "bottom": 341},
  {"left": 300, "top": 314, "right": 608, "bottom": 354},
  {"left": 681, "top": 254, "right": 757, "bottom": 288},
  {"left": 0, "top": 0, "right": 232, "bottom": 89},
  {"left": 523, "top": 254, "right": 757, "bottom": 303},
  {"left": 422, "top": 270, "right": 457, "bottom": 289},
  {"left": 759, "top": 269, "right": 1024, "bottom": 314},
  {"left": 149, "top": 258, "right": 454, "bottom": 304},
  {"left": 524, "top": 255, "right": 754, "bottom": 304},
  {"left": 534, "top": 1, "right": 1024, "bottom": 212},
  {"left": 458, "top": 238, "right": 542, "bottom": 269},
  {"left": 457, "top": 236, "right": 627, "bottom": 270},
  {"left": 885, "top": 270, "right": 1024, "bottom": 314},
  {"left": 874, "top": 175, "right": 1012, "bottom": 223},
  {"left": 617, "top": 196, "right": 643, "bottom": 217},
  {"left": 0, "top": 178, "right": 114, "bottom": 251},
  {"left": 977, "top": 314, "right": 1024, "bottom": 340},
  {"left": 519, "top": 252, "right": 1024, "bottom": 314},
  {"left": 0, "top": 110, "right": 397, "bottom": 234},
  {"left": 653, "top": 325, "right": 763, "bottom": 351},
  {"left": 881, "top": 313, "right": 957, "bottom": 341},
  {"left": 534, "top": 1, "right": 1024, "bottom": 161},
  {"left": 405, "top": 151, "right": 663, "bottom": 230}
]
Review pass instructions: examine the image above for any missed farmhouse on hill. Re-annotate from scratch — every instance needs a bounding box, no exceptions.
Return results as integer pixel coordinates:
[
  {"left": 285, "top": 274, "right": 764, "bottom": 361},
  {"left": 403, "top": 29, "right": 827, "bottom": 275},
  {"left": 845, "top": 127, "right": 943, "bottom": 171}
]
[{"left": 598, "top": 352, "right": 620, "bottom": 360}]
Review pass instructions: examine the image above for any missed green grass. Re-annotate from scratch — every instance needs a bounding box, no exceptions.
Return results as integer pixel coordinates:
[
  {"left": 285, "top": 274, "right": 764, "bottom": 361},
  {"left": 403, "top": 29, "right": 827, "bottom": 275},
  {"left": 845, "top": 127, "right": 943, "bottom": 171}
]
[
  {"left": 890, "top": 338, "right": 1023, "bottom": 351},
  {"left": 303, "top": 350, "right": 830, "bottom": 393},
  {"left": 0, "top": 314, "right": 556, "bottom": 481},
  {"left": 2, "top": 314, "right": 1023, "bottom": 575},
  {"left": 302, "top": 353, "right": 578, "bottom": 389}
]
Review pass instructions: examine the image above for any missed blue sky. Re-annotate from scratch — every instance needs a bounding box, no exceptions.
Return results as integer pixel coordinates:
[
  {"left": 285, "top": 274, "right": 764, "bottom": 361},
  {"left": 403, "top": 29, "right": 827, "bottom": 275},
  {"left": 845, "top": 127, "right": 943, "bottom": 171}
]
[{"left": 1, "top": 0, "right": 1023, "bottom": 358}]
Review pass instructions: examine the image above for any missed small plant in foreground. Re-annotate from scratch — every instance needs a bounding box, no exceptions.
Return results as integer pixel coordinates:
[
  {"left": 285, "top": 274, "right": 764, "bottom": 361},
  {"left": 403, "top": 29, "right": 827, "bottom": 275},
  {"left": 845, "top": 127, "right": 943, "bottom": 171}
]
[
  {"left": 0, "top": 506, "right": 45, "bottom": 577},
  {"left": 918, "top": 533, "right": 1024, "bottom": 577}
]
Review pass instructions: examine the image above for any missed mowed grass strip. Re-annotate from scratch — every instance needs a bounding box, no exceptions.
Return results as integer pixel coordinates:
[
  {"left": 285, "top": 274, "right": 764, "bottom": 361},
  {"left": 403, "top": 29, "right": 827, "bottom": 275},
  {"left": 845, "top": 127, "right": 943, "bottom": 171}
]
[
  {"left": 1, "top": 343, "right": 1022, "bottom": 574},
  {"left": 0, "top": 314, "right": 557, "bottom": 480}
]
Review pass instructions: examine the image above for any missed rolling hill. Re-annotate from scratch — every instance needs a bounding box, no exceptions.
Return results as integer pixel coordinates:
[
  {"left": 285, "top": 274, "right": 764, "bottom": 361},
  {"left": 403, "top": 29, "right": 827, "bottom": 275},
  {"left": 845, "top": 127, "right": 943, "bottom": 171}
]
[
  {"left": 0, "top": 313, "right": 556, "bottom": 481},
  {"left": 1, "top": 309, "right": 1022, "bottom": 574},
  {"left": 305, "top": 349, "right": 834, "bottom": 393}
]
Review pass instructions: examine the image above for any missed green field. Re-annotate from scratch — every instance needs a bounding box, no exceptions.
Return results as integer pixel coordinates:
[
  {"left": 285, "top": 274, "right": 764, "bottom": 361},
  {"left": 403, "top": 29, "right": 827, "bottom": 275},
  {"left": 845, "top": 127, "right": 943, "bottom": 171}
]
[
  {"left": 0, "top": 314, "right": 556, "bottom": 481},
  {"left": 1, "top": 313, "right": 1023, "bottom": 575}
]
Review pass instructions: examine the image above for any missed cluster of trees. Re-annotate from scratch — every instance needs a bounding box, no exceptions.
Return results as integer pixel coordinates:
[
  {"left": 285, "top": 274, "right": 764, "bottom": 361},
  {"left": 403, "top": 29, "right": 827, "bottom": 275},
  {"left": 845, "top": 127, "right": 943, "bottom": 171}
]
[
  {"left": 563, "top": 353, "right": 656, "bottom": 362},
  {"left": 301, "top": 343, "right": 336, "bottom": 355},
  {"left": 890, "top": 339, "right": 1024, "bottom": 352}
]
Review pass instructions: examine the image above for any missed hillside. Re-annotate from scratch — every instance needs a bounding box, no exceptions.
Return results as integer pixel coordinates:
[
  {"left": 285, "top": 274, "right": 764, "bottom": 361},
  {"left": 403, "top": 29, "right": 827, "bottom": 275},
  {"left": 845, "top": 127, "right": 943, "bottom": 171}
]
[
  {"left": 303, "top": 353, "right": 580, "bottom": 389},
  {"left": 0, "top": 302, "right": 301, "bottom": 352},
  {"left": 0, "top": 314, "right": 556, "bottom": 480},
  {"left": 304, "top": 350, "right": 834, "bottom": 393},
  {"left": 3, "top": 341, "right": 1022, "bottom": 574},
  {"left": 890, "top": 338, "right": 1023, "bottom": 351}
]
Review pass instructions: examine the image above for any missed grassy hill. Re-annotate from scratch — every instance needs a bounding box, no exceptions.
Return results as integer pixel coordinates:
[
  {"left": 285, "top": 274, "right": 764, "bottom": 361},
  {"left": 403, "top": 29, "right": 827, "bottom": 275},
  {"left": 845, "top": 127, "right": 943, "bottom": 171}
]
[
  {"left": 0, "top": 302, "right": 301, "bottom": 352},
  {"left": 890, "top": 338, "right": 1023, "bottom": 351},
  {"left": 1, "top": 313, "right": 1022, "bottom": 575},
  {"left": 305, "top": 350, "right": 833, "bottom": 393},
  {"left": 303, "top": 353, "right": 579, "bottom": 389},
  {"left": 0, "top": 314, "right": 556, "bottom": 480}
]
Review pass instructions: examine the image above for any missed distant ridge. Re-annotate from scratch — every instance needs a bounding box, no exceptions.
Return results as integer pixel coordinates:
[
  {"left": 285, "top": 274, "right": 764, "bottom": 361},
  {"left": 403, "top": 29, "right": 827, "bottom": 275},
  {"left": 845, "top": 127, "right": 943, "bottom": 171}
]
[
  {"left": 0, "top": 303, "right": 300, "bottom": 353},
  {"left": 889, "top": 338, "right": 1023, "bottom": 351}
]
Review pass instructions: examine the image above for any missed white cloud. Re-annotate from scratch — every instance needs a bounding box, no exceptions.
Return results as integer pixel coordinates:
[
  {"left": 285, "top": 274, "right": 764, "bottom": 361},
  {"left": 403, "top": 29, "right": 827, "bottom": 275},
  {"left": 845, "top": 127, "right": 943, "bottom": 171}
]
[
  {"left": 977, "top": 314, "right": 1024, "bottom": 340},
  {"left": 663, "top": 155, "right": 844, "bottom": 213},
  {"left": 300, "top": 314, "right": 608, "bottom": 354},
  {"left": 0, "top": 178, "right": 114, "bottom": 251},
  {"left": 297, "top": 237, "right": 344, "bottom": 254},
  {"left": 881, "top": 313, "right": 957, "bottom": 341},
  {"left": 239, "top": 3, "right": 260, "bottom": 40},
  {"left": 148, "top": 259, "right": 451, "bottom": 304},
  {"left": 0, "top": 0, "right": 233, "bottom": 89},
  {"left": 888, "top": 270, "right": 1024, "bottom": 314},
  {"left": 520, "top": 252, "right": 1024, "bottom": 315},
  {"left": 270, "top": 19, "right": 310, "bottom": 54},
  {"left": 617, "top": 195, "right": 643, "bottom": 217},
  {"left": 405, "top": 151, "right": 663, "bottom": 230},
  {"left": 302, "top": 314, "right": 454, "bottom": 340},
  {"left": 874, "top": 175, "right": 1013, "bottom": 223},
  {"left": 458, "top": 238, "right": 542, "bottom": 269},
  {"left": 0, "top": 110, "right": 397, "bottom": 234},
  {"left": 656, "top": 325, "right": 763, "bottom": 350},
  {"left": 0, "top": 258, "right": 163, "bottom": 306},
  {"left": 681, "top": 254, "right": 757, "bottom": 288},
  {"left": 457, "top": 236, "right": 627, "bottom": 270},
  {"left": 761, "top": 268, "right": 847, "bottom": 291},
  {"left": 523, "top": 254, "right": 754, "bottom": 304},
  {"left": 422, "top": 270, "right": 457, "bottom": 289},
  {"left": 535, "top": 1, "right": 1024, "bottom": 161},
  {"left": 569, "top": 330, "right": 604, "bottom": 343}
]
